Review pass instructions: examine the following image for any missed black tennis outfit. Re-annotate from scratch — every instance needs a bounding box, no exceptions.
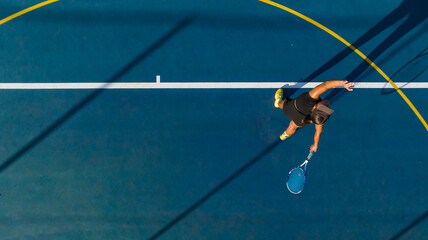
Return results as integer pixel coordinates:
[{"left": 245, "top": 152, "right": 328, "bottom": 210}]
[{"left": 283, "top": 92, "right": 322, "bottom": 127}]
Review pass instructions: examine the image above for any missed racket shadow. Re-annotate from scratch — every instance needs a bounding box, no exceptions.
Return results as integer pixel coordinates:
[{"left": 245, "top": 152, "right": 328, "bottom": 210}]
[
  {"left": 148, "top": 139, "right": 282, "bottom": 240},
  {"left": 388, "top": 210, "right": 428, "bottom": 240}
]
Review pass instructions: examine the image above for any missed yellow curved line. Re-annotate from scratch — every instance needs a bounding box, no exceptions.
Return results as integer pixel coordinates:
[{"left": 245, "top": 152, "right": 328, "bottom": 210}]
[
  {"left": 0, "top": 0, "right": 59, "bottom": 26},
  {"left": 259, "top": 0, "right": 428, "bottom": 132}
]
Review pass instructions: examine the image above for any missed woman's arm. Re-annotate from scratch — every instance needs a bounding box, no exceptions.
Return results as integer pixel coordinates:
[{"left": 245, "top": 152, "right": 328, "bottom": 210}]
[
  {"left": 310, "top": 124, "right": 323, "bottom": 152},
  {"left": 309, "top": 80, "right": 354, "bottom": 99}
]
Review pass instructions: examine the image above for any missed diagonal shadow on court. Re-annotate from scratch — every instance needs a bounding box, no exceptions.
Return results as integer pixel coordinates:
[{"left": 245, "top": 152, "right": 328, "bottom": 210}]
[
  {"left": 281, "top": 0, "right": 428, "bottom": 102},
  {"left": 0, "top": 18, "right": 192, "bottom": 173},
  {"left": 147, "top": 1, "right": 428, "bottom": 238},
  {"left": 388, "top": 210, "right": 428, "bottom": 240},
  {"left": 381, "top": 46, "right": 428, "bottom": 94},
  {"left": 323, "top": 0, "right": 428, "bottom": 101},
  {"left": 147, "top": 139, "right": 282, "bottom": 240}
]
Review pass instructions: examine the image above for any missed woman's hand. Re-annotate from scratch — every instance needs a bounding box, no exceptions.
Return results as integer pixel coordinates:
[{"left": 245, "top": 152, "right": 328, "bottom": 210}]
[
  {"left": 310, "top": 144, "right": 318, "bottom": 152},
  {"left": 343, "top": 80, "right": 354, "bottom": 91}
]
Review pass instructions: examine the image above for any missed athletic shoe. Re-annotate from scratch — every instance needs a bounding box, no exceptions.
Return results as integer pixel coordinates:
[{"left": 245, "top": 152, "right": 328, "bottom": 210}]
[
  {"left": 280, "top": 131, "right": 290, "bottom": 140},
  {"left": 274, "top": 89, "right": 283, "bottom": 108}
]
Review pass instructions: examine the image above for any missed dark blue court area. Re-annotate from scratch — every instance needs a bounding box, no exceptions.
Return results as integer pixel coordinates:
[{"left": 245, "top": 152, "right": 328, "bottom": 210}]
[{"left": 0, "top": 0, "right": 427, "bottom": 239}]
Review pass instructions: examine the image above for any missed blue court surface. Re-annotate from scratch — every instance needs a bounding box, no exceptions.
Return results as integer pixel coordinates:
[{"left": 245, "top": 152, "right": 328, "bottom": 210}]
[{"left": 0, "top": 0, "right": 427, "bottom": 239}]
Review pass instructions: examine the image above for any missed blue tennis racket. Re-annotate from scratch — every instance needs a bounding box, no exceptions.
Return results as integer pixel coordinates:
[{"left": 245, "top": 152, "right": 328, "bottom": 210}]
[{"left": 286, "top": 152, "right": 314, "bottom": 194}]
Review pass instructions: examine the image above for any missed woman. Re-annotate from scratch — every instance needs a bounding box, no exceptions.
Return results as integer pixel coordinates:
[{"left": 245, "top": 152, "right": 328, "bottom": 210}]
[{"left": 274, "top": 80, "right": 354, "bottom": 152}]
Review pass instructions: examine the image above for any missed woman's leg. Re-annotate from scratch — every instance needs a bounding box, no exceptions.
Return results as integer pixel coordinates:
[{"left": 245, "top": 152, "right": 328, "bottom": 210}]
[
  {"left": 278, "top": 100, "right": 285, "bottom": 109},
  {"left": 280, "top": 121, "right": 300, "bottom": 140},
  {"left": 285, "top": 120, "right": 300, "bottom": 135}
]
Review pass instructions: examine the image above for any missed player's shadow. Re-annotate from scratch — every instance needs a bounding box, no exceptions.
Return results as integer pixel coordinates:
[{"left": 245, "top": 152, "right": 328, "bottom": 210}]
[
  {"left": 323, "top": 0, "right": 428, "bottom": 101},
  {"left": 283, "top": 0, "right": 428, "bottom": 101},
  {"left": 381, "top": 46, "right": 428, "bottom": 94},
  {"left": 0, "top": 18, "right": 192, "bottom": 173}
]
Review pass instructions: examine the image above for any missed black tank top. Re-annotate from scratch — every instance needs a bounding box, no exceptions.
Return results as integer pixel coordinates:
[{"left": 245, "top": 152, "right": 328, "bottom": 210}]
[{"left": 283, "top": 92, "right": 321, "bottom": 126}]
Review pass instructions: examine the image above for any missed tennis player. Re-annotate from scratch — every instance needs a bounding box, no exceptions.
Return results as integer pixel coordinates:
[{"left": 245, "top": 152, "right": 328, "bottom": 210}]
[{"left": 274, "top": 80, "right": 354, "bottom": 152}]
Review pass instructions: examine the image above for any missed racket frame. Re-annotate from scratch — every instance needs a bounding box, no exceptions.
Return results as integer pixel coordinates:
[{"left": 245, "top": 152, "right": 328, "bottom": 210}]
[{"left": 286, "top": 152, "right": 314, "bottom": 194}]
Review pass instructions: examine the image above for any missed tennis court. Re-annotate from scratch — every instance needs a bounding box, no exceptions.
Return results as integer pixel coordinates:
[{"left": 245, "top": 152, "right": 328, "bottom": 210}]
[{"left": 0, "top": 0, "right": 427, "bottom": 239}]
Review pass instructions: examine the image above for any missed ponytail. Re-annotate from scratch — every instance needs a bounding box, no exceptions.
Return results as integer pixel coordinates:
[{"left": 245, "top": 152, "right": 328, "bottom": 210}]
[{"left": 302, "top": 113, "right": 329, "bottom": 125}]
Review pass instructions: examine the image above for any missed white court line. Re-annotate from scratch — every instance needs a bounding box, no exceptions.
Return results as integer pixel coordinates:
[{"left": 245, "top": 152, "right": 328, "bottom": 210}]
[{"left": 0, "top": 82, "right": 427, "bottom": 89}]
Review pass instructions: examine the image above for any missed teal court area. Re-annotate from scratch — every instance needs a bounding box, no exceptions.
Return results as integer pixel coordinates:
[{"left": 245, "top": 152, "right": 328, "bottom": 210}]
[{"left": 0, "top": 0, "right": 427, "bottom": 239}]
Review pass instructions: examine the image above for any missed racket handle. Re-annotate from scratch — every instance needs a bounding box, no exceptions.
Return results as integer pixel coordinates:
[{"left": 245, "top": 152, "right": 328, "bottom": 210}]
[{"left": 307, "top": 152, "right": 314, "bottom": 160}]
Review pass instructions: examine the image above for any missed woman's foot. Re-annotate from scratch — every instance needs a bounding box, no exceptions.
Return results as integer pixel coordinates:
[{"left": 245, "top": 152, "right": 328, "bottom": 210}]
[{"left": 274, "top": 89, "right": 283, "bottom": 108}]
